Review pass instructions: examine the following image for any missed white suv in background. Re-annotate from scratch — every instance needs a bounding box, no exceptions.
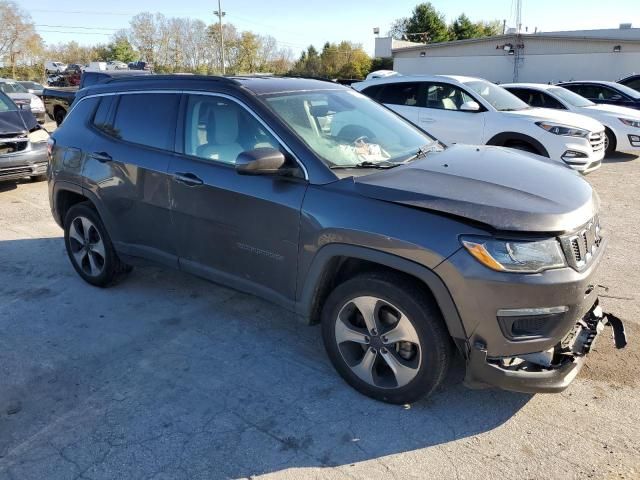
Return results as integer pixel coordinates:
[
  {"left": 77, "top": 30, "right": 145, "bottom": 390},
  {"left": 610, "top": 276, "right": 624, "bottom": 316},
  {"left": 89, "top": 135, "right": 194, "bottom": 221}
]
[
  {"left": 353, "top": 75, "right": 606, "bottom": 173},
  {"left": 503, "top": 83, "right": 640, "bottom": 156}
]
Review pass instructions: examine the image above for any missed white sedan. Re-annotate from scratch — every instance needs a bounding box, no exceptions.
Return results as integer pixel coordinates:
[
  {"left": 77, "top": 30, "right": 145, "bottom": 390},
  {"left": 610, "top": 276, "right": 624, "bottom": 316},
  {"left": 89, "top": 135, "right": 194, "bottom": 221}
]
[{"left": 503, "top": 83, "right": 640, "bottom": 156}]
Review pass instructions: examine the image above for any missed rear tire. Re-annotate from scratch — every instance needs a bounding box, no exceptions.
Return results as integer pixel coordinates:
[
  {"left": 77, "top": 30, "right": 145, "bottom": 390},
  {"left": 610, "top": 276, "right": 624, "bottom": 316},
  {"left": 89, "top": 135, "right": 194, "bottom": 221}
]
[
  {"left": 321, "top": 273, "right": 452, "bottom": 404},
  {"left": 54, "top": 108, "right": 66, "bottom": 126},
  {"left": 63, "top": 202, "right": 132, "bottom": 287}
]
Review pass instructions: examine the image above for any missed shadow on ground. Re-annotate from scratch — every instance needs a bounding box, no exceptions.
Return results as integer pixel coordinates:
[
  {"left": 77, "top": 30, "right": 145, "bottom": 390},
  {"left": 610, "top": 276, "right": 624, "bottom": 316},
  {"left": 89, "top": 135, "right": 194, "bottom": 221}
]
[
  {"left": 603, "top": 151, "right": 638, "bottom": 164},
  {"left": 0, "top": 238, "right": 531, "bottom": 479}
]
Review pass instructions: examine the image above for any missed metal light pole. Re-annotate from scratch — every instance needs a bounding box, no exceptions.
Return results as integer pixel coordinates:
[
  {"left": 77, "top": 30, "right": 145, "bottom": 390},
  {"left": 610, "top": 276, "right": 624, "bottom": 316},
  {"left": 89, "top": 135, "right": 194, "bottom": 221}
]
[{"left": 214, "top": 0, "right": 226, "bottom": 74}]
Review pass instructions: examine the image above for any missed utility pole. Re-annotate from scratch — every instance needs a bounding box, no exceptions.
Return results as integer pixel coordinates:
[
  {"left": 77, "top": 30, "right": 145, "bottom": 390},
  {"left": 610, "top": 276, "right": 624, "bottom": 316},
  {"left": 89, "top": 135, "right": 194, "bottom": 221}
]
[{"left": 214, "top": 0, "right": 226, "bottom": 74}]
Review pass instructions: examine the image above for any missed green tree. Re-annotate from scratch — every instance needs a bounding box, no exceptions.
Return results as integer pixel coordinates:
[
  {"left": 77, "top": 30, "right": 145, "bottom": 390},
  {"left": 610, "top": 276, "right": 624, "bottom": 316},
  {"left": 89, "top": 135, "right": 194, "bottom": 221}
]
[
  {"left": 398, "top": 2, "right": 450, "bottom": 43},
  {"left": 108, "top": 36, "right": 137, "bottom": 62},
  {"left": 449, "top": 14, "right": 483, "bottom": 40}
]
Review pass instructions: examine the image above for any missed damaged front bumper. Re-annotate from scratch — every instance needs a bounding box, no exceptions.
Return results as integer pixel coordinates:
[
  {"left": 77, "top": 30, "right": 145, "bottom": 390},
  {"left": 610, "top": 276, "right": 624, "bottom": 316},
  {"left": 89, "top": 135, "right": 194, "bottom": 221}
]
[{"left": 464, "top": 300, "right": 627, "bottom": 393}]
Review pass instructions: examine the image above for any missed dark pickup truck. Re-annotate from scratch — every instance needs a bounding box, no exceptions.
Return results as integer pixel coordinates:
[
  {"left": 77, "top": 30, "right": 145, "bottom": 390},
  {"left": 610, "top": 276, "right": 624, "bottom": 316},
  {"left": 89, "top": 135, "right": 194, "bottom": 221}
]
[{"left": 43, "top": 70, "right": 151, "bottom": 125}]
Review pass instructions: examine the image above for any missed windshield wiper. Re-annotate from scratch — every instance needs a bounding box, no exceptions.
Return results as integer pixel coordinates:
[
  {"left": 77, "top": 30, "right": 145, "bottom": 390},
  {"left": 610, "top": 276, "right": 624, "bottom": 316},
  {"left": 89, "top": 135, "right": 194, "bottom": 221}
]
[{"left": 330, "top": 160, "right": 400, "bottom": 170}]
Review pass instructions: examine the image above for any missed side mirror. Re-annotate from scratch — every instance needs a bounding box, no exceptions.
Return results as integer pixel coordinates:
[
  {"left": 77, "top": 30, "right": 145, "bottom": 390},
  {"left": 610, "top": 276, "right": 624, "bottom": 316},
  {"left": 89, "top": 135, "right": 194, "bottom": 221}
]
[
  {"left": 235, "top": 148, "right": 294, "bottom": 176},
  {"left": 610, "top": 94, "right": 623, "bottom": 101},
  {"left": 460, "top": 101, "right": 481, "bottom": 112}
]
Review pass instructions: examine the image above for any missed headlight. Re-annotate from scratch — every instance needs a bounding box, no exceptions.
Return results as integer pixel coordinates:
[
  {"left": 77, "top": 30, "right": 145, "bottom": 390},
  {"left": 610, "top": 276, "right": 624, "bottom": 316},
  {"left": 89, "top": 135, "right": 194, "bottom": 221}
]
[
  {"left": 28, "top": 128, "right": 49, "bottom": 143},
  {"left": 461, "top": 236, "right": 566, "bottom": 273},
  {"left": 619, "top": 118, "right": 640, "bottom": 128},
  {"left": 535, "top": 122, "right": 590, "bottom": 137}
]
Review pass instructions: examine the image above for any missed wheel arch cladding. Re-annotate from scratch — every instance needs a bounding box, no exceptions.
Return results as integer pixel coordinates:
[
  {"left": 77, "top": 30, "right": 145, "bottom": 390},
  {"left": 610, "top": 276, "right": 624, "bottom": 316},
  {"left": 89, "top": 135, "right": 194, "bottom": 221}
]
[
  {"left": 297, "top": 244, "right": 467, "bottom": 342},
  {"left": 486, "top": 132, "right": 549, "bottom": 157}
]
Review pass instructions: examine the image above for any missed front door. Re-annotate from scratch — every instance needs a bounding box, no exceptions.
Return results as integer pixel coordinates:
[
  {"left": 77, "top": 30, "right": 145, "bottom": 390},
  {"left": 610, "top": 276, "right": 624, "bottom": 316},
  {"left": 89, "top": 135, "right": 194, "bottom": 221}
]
[
  {"left": 168, "top": 93, "right": 308, "bottom": 303},
  {"left": 417, "top": 82, "right": 485, "bottom": 145}
]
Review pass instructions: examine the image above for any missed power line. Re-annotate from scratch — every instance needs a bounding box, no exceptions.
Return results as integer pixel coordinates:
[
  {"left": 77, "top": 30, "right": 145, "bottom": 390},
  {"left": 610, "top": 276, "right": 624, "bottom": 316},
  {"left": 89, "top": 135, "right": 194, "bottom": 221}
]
[
  {"left": 35, "top": 24, "right": 122, "bottom": 31},
  {"left": 36, "top": 29, "right": 112, "bottom": 36}
]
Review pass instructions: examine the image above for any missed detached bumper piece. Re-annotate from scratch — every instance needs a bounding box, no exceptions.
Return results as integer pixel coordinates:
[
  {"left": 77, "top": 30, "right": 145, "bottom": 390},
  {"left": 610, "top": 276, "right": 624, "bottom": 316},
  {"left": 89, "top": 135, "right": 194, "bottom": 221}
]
[{"left": 464, "top": 300, "right": 627, "bottom": 393}]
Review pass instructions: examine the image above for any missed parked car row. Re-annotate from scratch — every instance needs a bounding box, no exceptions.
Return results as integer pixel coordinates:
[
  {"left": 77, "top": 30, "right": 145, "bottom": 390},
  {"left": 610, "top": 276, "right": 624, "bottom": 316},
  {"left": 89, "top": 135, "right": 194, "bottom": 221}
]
[
  {"left": 352, "top": 73, "right": 640, "bottom": 173},
  {"left": 0, "top": 78, "right": 46, "bottom": 124},
  {"left": 40, "top": 74, "right": 626, "bottom": 405},
  {"left": 0, "top": 90, "right": 49, "bottom": 182}
]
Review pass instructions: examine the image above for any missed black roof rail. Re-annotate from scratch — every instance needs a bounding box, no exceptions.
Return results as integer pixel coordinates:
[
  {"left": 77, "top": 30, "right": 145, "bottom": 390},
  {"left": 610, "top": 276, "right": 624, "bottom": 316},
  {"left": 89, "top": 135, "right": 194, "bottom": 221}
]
[{"left": 102, "top": 74, "right": 242, "bottom": 86}]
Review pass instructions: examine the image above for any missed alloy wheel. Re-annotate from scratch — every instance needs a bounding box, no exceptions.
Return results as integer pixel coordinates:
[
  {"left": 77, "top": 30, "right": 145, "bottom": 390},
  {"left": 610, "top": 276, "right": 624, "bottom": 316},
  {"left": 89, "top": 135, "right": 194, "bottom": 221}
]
[
  {"left": 334, "top": 296, "right": 421, "bottom": 389},
  {"left": 68, "top": 216, "right": 106, "bottom": 277}
]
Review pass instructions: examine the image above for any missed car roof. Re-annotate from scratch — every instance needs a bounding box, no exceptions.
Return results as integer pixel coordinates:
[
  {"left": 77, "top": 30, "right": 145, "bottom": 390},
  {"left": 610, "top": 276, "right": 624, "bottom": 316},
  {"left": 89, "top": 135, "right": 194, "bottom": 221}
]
[
  {"left": 85, "top": 74, "right": 346, "bottom": 96},
  {"left": 502, "top": 83, "right": 556, "bottom": 90},
  {"left": 557, "top": 80, "right": 622, "bottom": 87},
  {"left": 353, "top": 74, "right": 486, "bottom": 88}
]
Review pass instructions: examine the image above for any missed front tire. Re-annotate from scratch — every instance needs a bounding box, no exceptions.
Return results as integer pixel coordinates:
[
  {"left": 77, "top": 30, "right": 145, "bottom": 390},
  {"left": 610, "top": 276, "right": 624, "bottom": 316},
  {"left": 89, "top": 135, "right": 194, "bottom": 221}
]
[
  {"left": 604, "top": 128, "right": 616, "bottom": 156},
  {"left": 63, "top": 203, "right": 131, "bottom": 287},
  {"left": 321, "top": 273, "right": 452, "bottom": 404}
]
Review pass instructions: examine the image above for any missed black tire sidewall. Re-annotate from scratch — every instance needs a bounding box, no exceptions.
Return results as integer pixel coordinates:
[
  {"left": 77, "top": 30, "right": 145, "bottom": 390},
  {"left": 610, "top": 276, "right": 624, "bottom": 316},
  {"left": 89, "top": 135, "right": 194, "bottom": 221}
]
[
  {"left": 321, "top": 275, "right": 451, "bottom": 404},
  {"left": 604, "top": 129, "right": 616, "bottom": 155},
  {"left": 63, "top": 203, "right": 119, "bottom": 287}
]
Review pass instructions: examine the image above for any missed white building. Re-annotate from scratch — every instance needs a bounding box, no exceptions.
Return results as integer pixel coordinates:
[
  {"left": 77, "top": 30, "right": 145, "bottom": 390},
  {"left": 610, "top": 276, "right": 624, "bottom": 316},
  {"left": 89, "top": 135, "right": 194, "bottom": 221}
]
[{"left": 375, "top": 26, "right": 640, "bottom": 84}]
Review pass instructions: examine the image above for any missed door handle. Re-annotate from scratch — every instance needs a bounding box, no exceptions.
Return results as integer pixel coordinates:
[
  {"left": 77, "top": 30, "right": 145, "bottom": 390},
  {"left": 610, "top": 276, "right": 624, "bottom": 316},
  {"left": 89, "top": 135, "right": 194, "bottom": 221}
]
[
  {"left": 173, "top": 172, "right": 203, "bottom": 186},
  {"left": 89, "top": 151, "right": 112, "bottom": 163},
  {"left": 419, "top": 117, "right": 435, "bottom": 123}
]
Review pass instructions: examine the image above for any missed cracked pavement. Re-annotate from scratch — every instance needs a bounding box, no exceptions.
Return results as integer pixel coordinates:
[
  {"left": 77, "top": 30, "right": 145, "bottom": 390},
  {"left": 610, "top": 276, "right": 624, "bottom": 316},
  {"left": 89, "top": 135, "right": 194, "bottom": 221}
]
[{"left": 0, "top": 151, "right": 639, "bottom": 479}]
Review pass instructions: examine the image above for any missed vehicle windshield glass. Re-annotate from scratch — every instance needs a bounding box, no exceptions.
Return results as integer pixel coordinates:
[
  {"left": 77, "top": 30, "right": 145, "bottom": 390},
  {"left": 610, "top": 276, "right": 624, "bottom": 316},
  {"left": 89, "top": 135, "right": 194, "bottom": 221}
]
[
  {"left": 463, "top": 80, "right": 529, "bottom": 111},
  {"left": 0, "top": 82, "right": 28, "bottom": 94},
  {"left": 549, "top": 87, "right": 595, "bottom": 107},
  {"left": 262, "top": 89, "right": 440, "bottom": 169},
  {"left": 611, "top": 83, "right": 640, "bottom": 99},
  {"left": 0, "top": 92, "right": 17, "bottom": 111}
]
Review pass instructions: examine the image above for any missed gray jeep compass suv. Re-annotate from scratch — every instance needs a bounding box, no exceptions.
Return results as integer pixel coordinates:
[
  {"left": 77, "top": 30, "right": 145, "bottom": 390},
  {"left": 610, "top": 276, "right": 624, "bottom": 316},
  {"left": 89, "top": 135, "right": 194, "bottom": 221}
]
[{"left": 47, "top": 75, "right": 625, "bottom": 404}]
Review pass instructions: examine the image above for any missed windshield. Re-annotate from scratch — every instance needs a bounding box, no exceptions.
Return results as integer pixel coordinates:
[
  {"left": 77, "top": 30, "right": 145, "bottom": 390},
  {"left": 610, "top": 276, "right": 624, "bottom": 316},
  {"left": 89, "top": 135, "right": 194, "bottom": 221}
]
[
  {"left": 0, "top": 92, "right": 17, "bottom": 111},
  {"left": 464, "top": 80, "right": 529, "bottom": 111},
  {"left": 20, "top": 82, "right": 42, "bottom": 90},
  {"left": 262, "top": 89, "right": 440, "bottom": 169},
  {"left": 549, "top": 87, "right": 595, "bottom": 107},
  {"left": 612, "top": 83, "right": 640, "bottom": 99},
  {"left": 0, "top": 82, "right": 27, "bottom": 94}
]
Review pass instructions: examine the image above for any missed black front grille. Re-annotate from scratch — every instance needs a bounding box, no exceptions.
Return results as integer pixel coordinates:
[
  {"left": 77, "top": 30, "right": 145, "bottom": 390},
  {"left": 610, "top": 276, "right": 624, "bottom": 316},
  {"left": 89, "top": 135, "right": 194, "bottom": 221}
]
[
  {"left": 0, "top": 167, "right": 32, "bottom": 177},
  {"left": 560, "top": 217, "right": 602, "bottom": 270}
]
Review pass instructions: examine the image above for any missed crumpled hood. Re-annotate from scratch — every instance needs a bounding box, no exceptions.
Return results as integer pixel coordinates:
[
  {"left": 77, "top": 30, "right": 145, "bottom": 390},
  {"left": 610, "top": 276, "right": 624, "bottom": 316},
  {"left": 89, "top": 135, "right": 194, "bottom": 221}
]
[
  {"left": 503, "top": 107, "right": 604, "bottom": 132},
  {"left": 0, "top": 110, "right": 32, "bottom": 135},
  {"left": 353, "top": 145, "right": 597, "bottom": 233}
]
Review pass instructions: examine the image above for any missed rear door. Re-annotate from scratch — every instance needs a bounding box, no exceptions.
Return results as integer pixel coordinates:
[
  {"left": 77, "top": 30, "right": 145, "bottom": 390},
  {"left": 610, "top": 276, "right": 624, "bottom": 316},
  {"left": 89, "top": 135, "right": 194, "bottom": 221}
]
[
  {"left": 370, "top": 81, "right": 424, "bottom": 125},
  {"left": 168, "top": 93, "right": 308, "bottom": 303},
  {"left": 84, "top": 92, "right": 180, "bottom": 266}
]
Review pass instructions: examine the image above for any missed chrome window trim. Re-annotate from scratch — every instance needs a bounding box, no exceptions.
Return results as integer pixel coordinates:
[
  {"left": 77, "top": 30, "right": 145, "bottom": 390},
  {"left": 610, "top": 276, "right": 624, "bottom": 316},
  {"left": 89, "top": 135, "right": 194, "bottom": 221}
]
[{"left": 67, "top": 90, "right": 309, "bottom": 180}]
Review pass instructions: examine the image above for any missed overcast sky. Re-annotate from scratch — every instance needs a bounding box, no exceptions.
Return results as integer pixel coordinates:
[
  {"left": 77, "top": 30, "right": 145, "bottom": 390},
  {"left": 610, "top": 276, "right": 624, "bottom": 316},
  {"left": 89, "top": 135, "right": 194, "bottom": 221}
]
[{"left": 22, "top": 0, "right": 640, "bottom": 56}]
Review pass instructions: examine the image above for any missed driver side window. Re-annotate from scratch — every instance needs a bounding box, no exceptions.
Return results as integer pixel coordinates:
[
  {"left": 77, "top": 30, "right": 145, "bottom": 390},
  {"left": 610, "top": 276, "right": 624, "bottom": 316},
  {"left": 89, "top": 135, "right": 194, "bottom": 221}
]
[
  {"left": 425, "top": 83, "right": 475, "bottom": 111},
  {"left": 184, "top": 95, "right": 280, "bottom": 165}
]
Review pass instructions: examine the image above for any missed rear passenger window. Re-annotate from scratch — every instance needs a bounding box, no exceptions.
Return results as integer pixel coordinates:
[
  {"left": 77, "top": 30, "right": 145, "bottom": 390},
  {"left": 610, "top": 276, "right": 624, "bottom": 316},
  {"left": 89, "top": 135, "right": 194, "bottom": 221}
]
[
  {"left": 377, "top": 83, "right": 423, "bottom": 107},
  {"left": 111, "top": 93, "right": 180, "bottom": 150}
]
